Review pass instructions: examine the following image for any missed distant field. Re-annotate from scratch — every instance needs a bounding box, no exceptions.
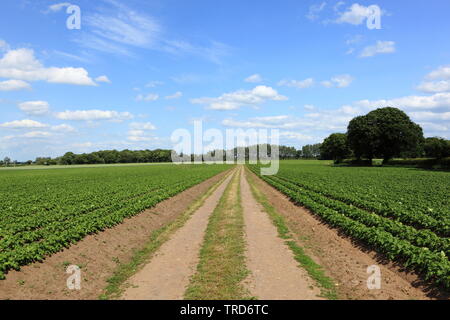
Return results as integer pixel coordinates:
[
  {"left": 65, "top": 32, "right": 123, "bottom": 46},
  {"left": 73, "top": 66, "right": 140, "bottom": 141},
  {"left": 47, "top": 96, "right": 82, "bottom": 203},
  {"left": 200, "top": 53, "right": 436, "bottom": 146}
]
[
  {"left": 0, "top": 163, "right": 232, "bottom": 279},
  {"left": 249, "top": 160, "right": 450, "bottom": 289}
]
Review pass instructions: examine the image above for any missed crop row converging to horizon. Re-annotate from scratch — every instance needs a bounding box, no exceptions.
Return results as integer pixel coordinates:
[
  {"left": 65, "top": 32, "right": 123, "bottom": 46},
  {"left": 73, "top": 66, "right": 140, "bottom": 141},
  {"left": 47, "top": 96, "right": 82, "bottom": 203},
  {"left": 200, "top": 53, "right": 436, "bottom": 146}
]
[{"left": 249, "top": 160, "right": 450, "bottom": 289}]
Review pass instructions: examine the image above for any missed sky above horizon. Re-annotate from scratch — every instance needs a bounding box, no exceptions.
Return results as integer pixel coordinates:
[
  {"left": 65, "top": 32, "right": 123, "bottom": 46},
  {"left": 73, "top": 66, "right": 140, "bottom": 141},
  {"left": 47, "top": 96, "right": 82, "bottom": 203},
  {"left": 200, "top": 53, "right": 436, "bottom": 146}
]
[{"left": 1, "top": 0, "right": 450, "bottom": 161}]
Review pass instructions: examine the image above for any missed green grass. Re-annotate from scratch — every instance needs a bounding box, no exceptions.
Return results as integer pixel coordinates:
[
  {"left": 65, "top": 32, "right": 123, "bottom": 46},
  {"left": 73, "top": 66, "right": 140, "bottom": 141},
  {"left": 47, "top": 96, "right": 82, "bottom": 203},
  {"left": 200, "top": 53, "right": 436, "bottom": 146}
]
[
  {"left": 184, "top": 168, "right": 252, "bottom": 300},
  {"left": 99, "top": 169, "right": 234, "bottom": 300},
  {"left": 245, "top": 167, "right": 338, "bottom": 300}
]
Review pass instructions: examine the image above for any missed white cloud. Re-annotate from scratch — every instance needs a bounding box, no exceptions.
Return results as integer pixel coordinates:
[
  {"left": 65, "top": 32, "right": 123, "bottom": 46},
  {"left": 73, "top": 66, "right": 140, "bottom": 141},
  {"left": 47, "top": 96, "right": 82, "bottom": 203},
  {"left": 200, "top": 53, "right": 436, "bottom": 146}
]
[
  {"left": 47, "top": 2, "right": 72, "bottom": 13},
  {"left": 129, "top": 122, "right": 157, "bottom": 130},
  {"left": 0, "top": 48, "right": 96, "bottom": 86},
  {"left": 252, "top": 115, "right": 289, "bottom": 123},
  {"left": 409, "top": 111, "right": 450, "bottom": 121},
  {"left": 426, "top": 65, "right": 450, "bottom": 80},
  {"left": 165, "top": 91, "right": 182, "bottom": 100},
  {"left": 0, "top": 79, "right": 31, "bottom": 91},
  {"left": 0, "top": 119, "right": 48, "bottom": 129},
  {"left": 335, "top": 3, "right": 382, "bottom": 25},
  {"left": 54, "top": 110, "right": 133, "bottom": 121},
  {"left": 95, "top": 75, "right": 111, "bottom": 83},
  {"left": 321, "top": 74, "right": 354, "bottom": 88},
  {"left": 51, "top": 124, "right": 76, "bottom": 132},
  {"left": 72, "top": 142, "right": 93, "bottom": 148},
  {"left": 191, "top": 85, "right": 287, "bottom": 110},
  {"left": 75, "top": 1, "right": 230, "bottom": 63},
  {"left": 418, "top": 122, "right": 449, "bottom": 132},
  {"left": 360, "top": 41, "right": 395, "bottom": 58},
  {"left": 136, "top": 93, "right": 159, "bottom": 102},
  {"left": 279, "top": 131, "right": 315, "bottom": 142},
  {"left": 354, "top": 92, "right": 450, "bottom": 111},
  {"left": 304, "top": 104, "right": 316, "bottom": 111},
  {"left": 417, "top": 80, "right": 450, "bottom": 93},
  {"left": 278, "top": 78, "right": 314, "bottom": 89},
  {"left": 18, "top": 101, "right": 50, "bottom": 116},
  {"left": 85, "top": 2, "right": 161, "bottom": 49},
  {"left": 21, "top": 131, "right": 53, "bottom": 138},
  {"left": 127, "top": 124, "right": 158, "bottom": 142},
  {"left": 245, "top": 74, "right": 263, "bottom": 83},
  {"left": 306, "top": 2, "right": 327, "bottom": 21}
]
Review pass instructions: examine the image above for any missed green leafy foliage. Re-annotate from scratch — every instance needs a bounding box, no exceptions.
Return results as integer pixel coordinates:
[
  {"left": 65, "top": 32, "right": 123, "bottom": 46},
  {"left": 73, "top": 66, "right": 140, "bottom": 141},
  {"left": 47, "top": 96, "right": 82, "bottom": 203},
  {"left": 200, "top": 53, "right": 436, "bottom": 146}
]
[
  {"left": 249, "top": 160, "right": 450, "bottom": 289},
  {"left": 0, "top": 164, "right": 231, "bottom": 279}
]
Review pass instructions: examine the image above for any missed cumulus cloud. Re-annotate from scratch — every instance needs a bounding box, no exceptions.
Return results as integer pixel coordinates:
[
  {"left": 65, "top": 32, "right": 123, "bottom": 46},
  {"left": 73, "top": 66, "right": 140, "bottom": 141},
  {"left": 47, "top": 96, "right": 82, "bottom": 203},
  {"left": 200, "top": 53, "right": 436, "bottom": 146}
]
[
  {"left": 419, "top": 122, "right": 449, "bottom": 133},
  {"left": 335, "top": 3, "right": 382, "bottom": 25},
  {"left": 21, "top": 131, "right": 53, "bottom": 138},
  {"left": 127, "top": 122, "right": 158, "bottom": 142},
  {"left": 0, "top": 119, "right": 48, "bottom": 129},
  {"left": 136, "top": 93, "right": 159, "bottom": 102},
  {"left": 165, "top": 91, "right": 183, "bottom": 99},
  {"left": 245, "top": 74, "right": 263, "bottom": 83},
  {"left": 415, "top": 65, "right": 450, "bottom": 93},
  {"left": 278, "top": 78, "right": 314, "bottom": 89},
  {"left": 0, "top": 48, "right": 96, "bottom": 85},
  {"left": 354, "top": 92, "right": 450, "bottom": 111},
  {"left": 321, "top": 74, "right": 354, "bottom": 88},
  {"left": 360, "top": 41, "right": 395, "bottom": 58},
  {"left": 409, "top": 111, "right": 450, "bottom": 121},
  {"left": 51, "top": 124, "right": 76, "bottom": 132},
  {"left": 0, "top": 79, "right": 31, "bottom": 91},
  {"left": 54, "top": 110, "right": 133, "bottom": 121},
  {"left": 95, "top": 75, "right": 111, "bottom": 83},
  {"left": 417, "top": 80, "right": 450, "bottom": 93},
  {"left": 191, "top": 85, "right": 287, "bottom": 110},
  {"left": 18, "top": 101, "right": 50, "bottom": 116},
  {"left": 426, "top": 65, "right": 450, "bottom": 80}
]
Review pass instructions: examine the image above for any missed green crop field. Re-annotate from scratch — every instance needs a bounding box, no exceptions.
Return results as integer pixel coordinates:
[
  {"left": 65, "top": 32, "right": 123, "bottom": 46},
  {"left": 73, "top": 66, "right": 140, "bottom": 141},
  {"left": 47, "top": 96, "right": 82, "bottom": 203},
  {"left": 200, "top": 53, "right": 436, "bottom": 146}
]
[
  {"left": 0, "top": 164, "right": 232, "bottom": 279},
  {"left": 249, "top": 160, "right": 450, "bottom": 289}
]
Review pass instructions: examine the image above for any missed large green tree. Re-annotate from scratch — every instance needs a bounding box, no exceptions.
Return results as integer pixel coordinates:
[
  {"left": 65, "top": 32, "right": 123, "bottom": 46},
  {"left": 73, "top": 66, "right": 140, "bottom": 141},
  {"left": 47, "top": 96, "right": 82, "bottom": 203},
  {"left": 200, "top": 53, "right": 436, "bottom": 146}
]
[
  {"left": 320, "top": 133, "right": 351, "bottom": 163},
  {"left": 347, "top": 115, "right": 378, "bottom": 162},
  {"left": 347, "top": 107, "right": 424, "bottom": 164}
]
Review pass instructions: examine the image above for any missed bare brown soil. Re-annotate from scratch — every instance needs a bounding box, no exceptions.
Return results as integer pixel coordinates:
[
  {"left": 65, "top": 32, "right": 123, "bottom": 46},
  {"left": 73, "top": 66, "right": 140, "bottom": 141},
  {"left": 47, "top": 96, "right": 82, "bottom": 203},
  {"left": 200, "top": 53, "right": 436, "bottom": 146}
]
[
  {"left": 0, "top": 169, "right": 231, "bottom": 300},
  {"left": 240, "top": 168, "right": 322, "bottom": 300},
  {"left": 121, "top": 171, "right": 235, "bottom": 300},
  {"left": 248, "top": 169, "right": 449, "bottom": 300}
]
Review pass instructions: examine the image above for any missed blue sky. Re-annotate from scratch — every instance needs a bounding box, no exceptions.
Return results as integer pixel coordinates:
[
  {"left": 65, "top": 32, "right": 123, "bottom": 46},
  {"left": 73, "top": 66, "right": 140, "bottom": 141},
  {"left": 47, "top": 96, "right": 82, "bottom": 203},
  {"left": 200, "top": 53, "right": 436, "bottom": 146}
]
[{"left": 1, "top": 0, "right": 450, "bottom": 161}]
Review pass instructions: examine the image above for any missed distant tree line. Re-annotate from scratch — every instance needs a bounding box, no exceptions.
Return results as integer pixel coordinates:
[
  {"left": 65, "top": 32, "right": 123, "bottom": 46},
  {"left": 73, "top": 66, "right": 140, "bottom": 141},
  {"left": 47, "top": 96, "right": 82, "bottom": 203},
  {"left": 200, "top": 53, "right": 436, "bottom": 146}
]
[
  {"left": 192, "top": 144, "right": 322, "bottom": 162},
  {"left": 30, "top": 149, "right": 173, "bottom": 166},
  {"left": 1, "top": 143, "right": 327, "bottom": 167},
  {"left": 320, "top": 107, "right": 450, "bottom": 164}
]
